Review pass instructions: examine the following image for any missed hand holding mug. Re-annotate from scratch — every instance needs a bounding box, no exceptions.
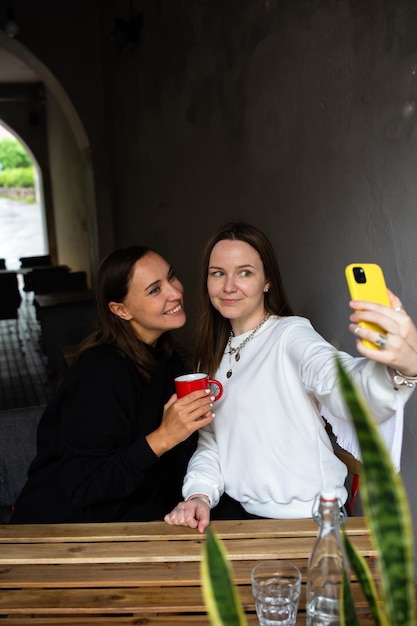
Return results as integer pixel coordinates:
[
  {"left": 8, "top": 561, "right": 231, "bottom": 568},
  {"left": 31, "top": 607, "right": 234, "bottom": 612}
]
[
  {"left": 146, "top": 376, "right": 217, "bottom": 456},
  {"left": 175, "top": 373, "right": 223, "bottom": 401}
]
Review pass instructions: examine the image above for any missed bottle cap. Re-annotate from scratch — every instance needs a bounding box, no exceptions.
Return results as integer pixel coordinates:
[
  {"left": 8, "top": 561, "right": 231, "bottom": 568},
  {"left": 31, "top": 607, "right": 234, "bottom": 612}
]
[{"left": 320, "top": 491, "right": 337, "bottom": 501}]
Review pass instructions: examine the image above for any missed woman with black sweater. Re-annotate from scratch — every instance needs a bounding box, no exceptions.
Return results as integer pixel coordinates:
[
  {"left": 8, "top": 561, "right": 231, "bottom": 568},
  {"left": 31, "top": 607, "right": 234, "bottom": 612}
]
[{"left": 11, "top": 246, "right": 214, "bottom": 523}]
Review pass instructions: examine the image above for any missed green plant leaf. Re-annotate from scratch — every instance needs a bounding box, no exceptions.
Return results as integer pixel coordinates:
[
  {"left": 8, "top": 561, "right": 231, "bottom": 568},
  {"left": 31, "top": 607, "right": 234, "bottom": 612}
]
[
  {"left": 337, "top": 358, "right": 415, "bottom": 626},
  {"left": 201, "top": 526, "right": 248, "bottom": 626},
  {"left": 343, "top": 532, "right": 388, "bottom": 626},
  {"left": 341, "top": 567, "right": 361, "bottom": 626}
]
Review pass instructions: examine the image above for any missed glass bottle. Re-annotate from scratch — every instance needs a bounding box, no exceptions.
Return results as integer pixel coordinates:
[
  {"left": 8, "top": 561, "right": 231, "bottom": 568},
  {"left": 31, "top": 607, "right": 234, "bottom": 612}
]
[{"left": 306, "top": 491, "right": 348, "bottom": 626}]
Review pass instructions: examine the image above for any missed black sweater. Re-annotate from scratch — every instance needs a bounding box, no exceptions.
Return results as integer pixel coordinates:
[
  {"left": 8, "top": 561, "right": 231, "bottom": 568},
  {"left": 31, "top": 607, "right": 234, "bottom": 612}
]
[{"left": 11, "top": 343, "right": 196, "bottom": 523}]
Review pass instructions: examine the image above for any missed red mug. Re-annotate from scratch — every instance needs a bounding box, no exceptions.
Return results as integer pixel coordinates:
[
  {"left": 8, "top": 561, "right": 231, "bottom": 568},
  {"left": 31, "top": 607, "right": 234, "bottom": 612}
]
[{"left": 175, "top": 373, "right": 223, "bottom": 401}]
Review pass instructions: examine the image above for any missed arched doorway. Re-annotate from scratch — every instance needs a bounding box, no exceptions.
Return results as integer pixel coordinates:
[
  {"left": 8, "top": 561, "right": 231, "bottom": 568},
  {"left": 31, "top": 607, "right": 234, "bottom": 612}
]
[
  {"left": 0, "top": 34, "right": 98, "bottom": 284},
  {"left": 0, "top": 122, "right": 47, "bottom": 269}
]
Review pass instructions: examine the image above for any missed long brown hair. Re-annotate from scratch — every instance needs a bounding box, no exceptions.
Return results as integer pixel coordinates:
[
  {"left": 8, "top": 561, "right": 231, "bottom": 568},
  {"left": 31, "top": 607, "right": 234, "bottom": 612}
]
[
  {"left": 195, "top": 222, "right": 294, "bottom": 376},
  {"left": 77, "top": 246, "right": 174, "bottom": 382}
]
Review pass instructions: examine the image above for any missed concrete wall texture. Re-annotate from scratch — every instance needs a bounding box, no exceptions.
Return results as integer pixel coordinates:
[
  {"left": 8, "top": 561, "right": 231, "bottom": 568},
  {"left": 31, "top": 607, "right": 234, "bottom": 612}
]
[
  {"left": 103, "top": 2, "right": 417, "bottom": 547},
  {"left": 1, "top": 0, "right": 417, "bottom": 563}
]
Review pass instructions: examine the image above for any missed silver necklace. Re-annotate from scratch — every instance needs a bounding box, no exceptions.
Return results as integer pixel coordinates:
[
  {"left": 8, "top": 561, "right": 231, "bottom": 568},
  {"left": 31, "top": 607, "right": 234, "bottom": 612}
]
[{"left": 226, "top": 314, "right": 270, "bottom": 378}]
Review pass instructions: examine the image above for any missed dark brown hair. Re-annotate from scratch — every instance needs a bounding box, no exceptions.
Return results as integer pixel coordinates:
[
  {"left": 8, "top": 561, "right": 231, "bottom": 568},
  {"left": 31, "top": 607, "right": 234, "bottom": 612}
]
[
  {"left": 77, "top": 246, "right": 174, "bottom": 382},
  {"left": 195, "top": 222, "right": 294, "bottom": 376}
]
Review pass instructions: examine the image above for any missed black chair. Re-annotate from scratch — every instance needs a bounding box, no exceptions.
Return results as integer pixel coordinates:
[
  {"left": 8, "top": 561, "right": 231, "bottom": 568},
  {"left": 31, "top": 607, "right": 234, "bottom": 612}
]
[
  {"left": 58, "top": 271, "right": 88, "bottom": 292},
  {"left": 19, "top": 255, "right": 52, "bottom": 268},
  {"left": 31, "top": 269, "right": 87, "bottom": 295},
  {"left": 0, "top": 271, "right": 22, "bottom": 320},
  {"left": 0, "top": 404, "right": 45, "bottom": 523},
  {"left": 0, "top": 272, "right": 23, "bottom": 343},
  {"left": 23, "top": 265, "right": 70, "bottom": 294}
]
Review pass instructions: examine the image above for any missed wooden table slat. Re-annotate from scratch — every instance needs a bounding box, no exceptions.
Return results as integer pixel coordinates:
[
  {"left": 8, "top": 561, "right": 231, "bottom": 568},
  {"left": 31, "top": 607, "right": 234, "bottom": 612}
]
[
  {"left": 0, "top": 616, "right": 264, "bottom": 626},
  {"left": 0, "top": 517, "right": 370, "bottom": 543},
  {"left": 0, "top": 615, "right": 383, "bottom": 626},
  {"left": 0, "top": 558, "right": 380, "bottom": 589},
  {"left": 0, "top": 583, "right": 372, "bottom": 614},
  {"left": 0, "top": 535, "right": 376, "bottom": 566}
]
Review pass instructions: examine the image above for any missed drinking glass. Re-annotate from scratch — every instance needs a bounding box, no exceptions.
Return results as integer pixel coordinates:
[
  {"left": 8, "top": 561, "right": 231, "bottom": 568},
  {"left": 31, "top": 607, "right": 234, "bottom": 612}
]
[{"left": 251, "top": 560, "right": 301, "bottom": 626}]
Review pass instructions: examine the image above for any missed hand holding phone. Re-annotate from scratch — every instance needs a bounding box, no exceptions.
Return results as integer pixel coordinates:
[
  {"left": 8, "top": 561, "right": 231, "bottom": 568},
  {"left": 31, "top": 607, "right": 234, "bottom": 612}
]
[{"left": 345, "top": 263, "right": 390, "bottom": 349}]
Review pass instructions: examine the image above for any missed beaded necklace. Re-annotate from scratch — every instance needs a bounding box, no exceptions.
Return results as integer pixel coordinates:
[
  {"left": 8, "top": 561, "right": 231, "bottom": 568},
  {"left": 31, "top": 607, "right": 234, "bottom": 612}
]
[{"left": 226, "top": 314, "right": 270, "bottom": 378}]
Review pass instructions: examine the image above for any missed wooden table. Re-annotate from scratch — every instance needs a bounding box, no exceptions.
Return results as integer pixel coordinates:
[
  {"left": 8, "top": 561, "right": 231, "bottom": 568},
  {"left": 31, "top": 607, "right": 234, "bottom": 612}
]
[{"left": 0, "top": 517, "right": 379, "bottom": 625}]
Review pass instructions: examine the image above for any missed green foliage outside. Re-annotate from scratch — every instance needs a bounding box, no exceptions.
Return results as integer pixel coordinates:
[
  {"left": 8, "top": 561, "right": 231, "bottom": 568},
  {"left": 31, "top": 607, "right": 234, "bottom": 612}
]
[
  {"left": 0, "top": 138, "right": 31, "bottom": 169},
  {"left": 0, "top": 137, "right": 35, "bottom": 197},
  {"left": 0, "top": 166, "right": 34, "bottom": 188},
  {"left": 0, "top": 138, "right": 35, "bottom": 190}
]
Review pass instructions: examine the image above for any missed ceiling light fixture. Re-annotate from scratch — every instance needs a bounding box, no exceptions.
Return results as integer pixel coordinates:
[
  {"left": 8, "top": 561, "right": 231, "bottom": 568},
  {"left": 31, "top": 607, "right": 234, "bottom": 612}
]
[
  {"left": 108, "top": 0, "right": 143, "bottom": 54},
  {"left": 5, "top": 5, "right": 19, "bottom": 38}
]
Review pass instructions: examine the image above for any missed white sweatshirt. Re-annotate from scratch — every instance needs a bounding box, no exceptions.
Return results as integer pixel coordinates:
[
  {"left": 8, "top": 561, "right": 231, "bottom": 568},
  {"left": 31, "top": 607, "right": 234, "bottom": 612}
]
[{"left": 183, "top": 316, "right": 412, "bottom": 519}]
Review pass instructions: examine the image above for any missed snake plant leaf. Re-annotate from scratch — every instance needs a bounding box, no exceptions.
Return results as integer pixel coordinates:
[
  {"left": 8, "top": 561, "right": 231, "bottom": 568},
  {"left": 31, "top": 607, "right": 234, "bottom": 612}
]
[
  {"left": 201, "top": 525, "right": 248, "bottom": 626},
  {"left": 336, "top": 358, "right": 415, "bottom": 626},
  {"left": 343, "top": 532, "right": 389, "bottom": 626},
  {"left": 341, "top": 567, "right": 361, "bottom": 626}
]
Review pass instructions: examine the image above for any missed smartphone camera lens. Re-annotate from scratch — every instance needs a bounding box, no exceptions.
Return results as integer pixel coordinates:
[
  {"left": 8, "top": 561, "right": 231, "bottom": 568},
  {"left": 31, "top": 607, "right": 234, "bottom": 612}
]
[{"left": 353, "top": 266, "right": 366, "bottom": 283}]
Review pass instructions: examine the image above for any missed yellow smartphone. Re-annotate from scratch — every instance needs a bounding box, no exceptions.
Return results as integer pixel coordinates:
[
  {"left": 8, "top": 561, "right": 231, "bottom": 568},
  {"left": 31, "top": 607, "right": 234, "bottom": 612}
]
[{"left": 345, "top": 263, "right": 390, "bottom": 349}]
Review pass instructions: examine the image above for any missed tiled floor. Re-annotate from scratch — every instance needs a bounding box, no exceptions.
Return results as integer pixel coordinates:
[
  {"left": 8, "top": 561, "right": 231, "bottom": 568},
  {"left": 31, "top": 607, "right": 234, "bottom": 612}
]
[{"left": 0, "top": 294, "right": 54, "bottom": 410}]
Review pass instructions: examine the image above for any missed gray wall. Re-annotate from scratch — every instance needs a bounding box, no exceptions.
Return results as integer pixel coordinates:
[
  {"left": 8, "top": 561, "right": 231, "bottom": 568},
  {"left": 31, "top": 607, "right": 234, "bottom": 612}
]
[
  {"left": 102, "top": 0, "right": 417, "bottom": 552},
  {"left": 103, "top": 0, "right": 417, "bottom": 336}
]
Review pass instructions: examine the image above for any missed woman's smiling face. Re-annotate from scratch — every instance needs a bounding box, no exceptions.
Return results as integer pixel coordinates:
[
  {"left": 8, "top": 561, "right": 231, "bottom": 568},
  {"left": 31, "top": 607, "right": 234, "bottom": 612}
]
[{"left": 109, "top": 251, "right": 186, "bottom": 344}]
